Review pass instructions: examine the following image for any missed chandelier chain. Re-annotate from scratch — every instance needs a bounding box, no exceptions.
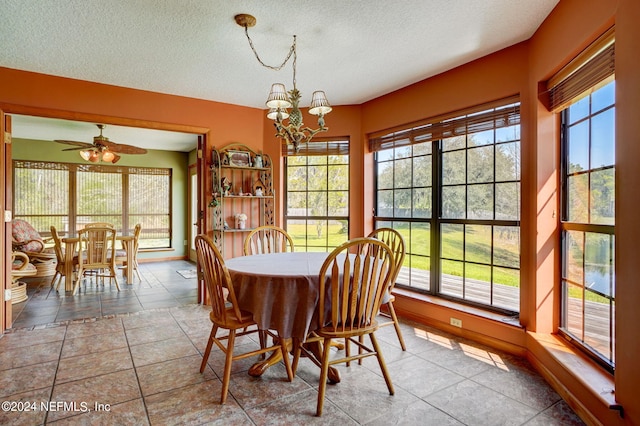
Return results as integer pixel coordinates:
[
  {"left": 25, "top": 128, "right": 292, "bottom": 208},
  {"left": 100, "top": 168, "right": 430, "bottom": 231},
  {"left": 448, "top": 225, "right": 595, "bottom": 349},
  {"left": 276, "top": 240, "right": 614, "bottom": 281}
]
[{"left": 243, "top": 27, "right": 297, "bottom": 88}]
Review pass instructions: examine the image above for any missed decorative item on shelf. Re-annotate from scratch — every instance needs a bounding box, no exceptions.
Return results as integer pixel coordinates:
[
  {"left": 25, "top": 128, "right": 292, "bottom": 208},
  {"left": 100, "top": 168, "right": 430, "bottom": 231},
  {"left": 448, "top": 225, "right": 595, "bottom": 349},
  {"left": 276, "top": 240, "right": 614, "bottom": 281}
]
[
  {"left": 235, "top": 13, "right": 332, "bottom": 152},
  {"left": 224, "top": 220, "right": 230, "bottom": 230},
  {"left": 253, "top": 179, "right": 265, "bottom": 196},
  {"left": 227, "top": 150, "right": 252, "bottom": 167},
  {"left": 254, "top": 154, "right": 263, "bottom": 168},
  {"left": 235, "top": 213, "right": 248, "bottom": 230},
  {"left": 221, "top": 177, "right": 232, "bottom": 196}
]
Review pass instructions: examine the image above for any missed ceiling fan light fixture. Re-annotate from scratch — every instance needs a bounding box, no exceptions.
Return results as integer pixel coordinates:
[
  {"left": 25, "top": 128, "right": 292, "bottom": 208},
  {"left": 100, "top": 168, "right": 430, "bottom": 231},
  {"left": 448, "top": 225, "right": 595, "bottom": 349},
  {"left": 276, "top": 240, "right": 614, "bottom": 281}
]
[
  {"left": 56, "top": 124, "right": 148, "bottom": 163},
  {"left": 88, "top": 151, "right": 101, "bottom": 162},
  {"left": 79, "top": 150, "right": 92, "bottom": 161},
  {"left": 101, "top": 150, "right": 116, "bottom": 163}
]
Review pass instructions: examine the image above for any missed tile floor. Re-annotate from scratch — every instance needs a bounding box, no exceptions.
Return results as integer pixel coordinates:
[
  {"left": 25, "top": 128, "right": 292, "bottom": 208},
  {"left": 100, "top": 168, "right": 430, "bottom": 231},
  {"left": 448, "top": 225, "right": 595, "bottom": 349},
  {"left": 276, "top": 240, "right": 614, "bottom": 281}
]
[{"left": 1, "top": 261, "right": 585, "bottom": 425}]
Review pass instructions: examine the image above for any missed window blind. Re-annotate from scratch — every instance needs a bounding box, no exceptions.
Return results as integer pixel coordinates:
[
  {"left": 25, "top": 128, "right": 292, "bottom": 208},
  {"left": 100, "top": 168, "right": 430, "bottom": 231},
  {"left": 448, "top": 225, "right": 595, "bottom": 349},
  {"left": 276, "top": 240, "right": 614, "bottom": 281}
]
[
  {"left": 542, "top": 27, "right": 615, "bottom": 112},
  {"left": 369, "top": 96, "right": 520, "bottom": 152},
  {"left": 282, "top": 138, "right": 349, "bottom": 156}
]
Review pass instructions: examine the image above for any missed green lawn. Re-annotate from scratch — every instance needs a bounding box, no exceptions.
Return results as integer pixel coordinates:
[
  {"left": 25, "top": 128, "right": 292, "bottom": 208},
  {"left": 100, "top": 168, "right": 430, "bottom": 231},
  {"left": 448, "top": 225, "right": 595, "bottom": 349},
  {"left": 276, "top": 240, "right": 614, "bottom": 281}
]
[{"left": 287, "top": 222, "right": 520, "bottom": 287}]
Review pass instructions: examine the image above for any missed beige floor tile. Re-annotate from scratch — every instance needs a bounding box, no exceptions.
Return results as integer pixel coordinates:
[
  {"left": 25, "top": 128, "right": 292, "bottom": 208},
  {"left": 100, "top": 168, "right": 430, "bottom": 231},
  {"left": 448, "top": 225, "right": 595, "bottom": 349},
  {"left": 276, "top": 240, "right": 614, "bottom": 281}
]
[
  {"left": 145, "top": 380, "right": 251, "bottom": 425},
  {"left": 130, "top": 335, "right": 198, "bottom": 367},
  {"left": 0, "top": 340, "right": 62, "bottom": 370},
  {"left": 48, "top": 369, "right": 141, "bottom": 422},
  {"left": 61, "top": 330, "right": 128, "bottom": 359},
  {"left": 0, "top": 360, "right": 57, "bottom": 398},
  {"left": 137, "top": 354, "right": 216, "bottom": 396},
  {"left": 56, "top": 347, "right": 133, "bottom": 384}
]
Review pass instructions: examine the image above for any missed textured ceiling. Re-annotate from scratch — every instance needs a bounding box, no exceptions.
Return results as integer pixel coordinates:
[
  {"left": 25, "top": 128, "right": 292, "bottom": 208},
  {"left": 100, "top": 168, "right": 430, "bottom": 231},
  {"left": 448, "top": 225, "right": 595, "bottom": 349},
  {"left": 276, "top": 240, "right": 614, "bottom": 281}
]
[{"left": 2, "top": 0, "right": 559, "bottom": 151}]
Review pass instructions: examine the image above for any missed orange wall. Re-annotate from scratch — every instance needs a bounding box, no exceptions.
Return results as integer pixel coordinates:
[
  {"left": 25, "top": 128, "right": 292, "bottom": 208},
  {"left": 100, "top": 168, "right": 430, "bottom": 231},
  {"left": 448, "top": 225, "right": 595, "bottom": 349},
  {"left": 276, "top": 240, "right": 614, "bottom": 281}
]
[
  {"left": 1, "top": 0, "right": 638, "bottom": 422},
  {"left": 613, "top": 0, "right": 640, "bottom": 423}
]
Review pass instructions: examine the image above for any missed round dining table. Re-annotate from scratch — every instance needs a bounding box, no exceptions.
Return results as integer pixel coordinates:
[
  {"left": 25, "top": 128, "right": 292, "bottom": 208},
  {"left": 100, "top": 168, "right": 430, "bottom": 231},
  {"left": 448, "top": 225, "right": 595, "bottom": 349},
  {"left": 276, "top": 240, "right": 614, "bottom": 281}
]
[{"left": 225, "top": 251, "right": 341, "bottom": 381}]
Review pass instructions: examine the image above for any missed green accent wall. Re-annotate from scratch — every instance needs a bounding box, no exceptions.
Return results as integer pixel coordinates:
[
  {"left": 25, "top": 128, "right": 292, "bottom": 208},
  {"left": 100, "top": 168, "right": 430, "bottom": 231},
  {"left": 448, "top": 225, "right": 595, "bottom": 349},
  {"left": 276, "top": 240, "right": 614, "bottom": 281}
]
[{"left": 12, "top": 138, "right": 190, "bottom": 260}]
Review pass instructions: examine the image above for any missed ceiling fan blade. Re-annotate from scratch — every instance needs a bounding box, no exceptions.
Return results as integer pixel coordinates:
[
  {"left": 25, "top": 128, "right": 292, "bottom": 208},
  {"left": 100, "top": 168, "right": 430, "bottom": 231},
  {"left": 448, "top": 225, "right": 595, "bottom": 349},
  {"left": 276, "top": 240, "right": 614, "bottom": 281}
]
[
  {"left": 62, "top": 146, "right": 95, "bottom": 151},
  {"left": 55, "top": 139, "right": 93, "bottom": 148},
  {"left": 101, "top": 140, "right": 147, "bottom": 155}
]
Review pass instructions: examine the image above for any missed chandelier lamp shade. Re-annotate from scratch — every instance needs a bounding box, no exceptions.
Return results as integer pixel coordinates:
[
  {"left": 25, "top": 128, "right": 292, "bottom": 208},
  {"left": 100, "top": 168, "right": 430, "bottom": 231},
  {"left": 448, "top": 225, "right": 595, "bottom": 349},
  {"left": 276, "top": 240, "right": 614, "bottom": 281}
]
[{"left": 235, "top": 13, "right": 332, "bottom": 151}]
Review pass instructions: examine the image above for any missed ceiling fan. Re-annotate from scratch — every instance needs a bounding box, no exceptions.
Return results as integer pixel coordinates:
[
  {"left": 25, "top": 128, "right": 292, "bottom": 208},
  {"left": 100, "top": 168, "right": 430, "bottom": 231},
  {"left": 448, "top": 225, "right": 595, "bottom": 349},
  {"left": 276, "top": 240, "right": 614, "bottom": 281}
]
[{"left": 54, "top": 124, "right": 148, "bottom": 164}]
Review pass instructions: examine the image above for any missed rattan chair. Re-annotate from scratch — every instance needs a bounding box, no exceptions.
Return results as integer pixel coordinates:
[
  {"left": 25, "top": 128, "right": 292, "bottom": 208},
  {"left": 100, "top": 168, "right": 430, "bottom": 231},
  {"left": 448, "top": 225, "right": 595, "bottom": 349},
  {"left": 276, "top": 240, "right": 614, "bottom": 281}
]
[
  {"left": 243, "top": 225, "right": 294, "bottom": 255},
  {"left": 292, "top": 237, "right": 396, "bottom": 416},
  {"left": 367, "top": 227, "right": 407, "bottom": 350},
  {"left": 11, "top": 219, "right": 57, "bottom": 277},
  {"left": 11, "top": 251, "right": 36, "bottom": 304},
  {"left": 196, "top": 235, "right": 293, "bottom": 404}
]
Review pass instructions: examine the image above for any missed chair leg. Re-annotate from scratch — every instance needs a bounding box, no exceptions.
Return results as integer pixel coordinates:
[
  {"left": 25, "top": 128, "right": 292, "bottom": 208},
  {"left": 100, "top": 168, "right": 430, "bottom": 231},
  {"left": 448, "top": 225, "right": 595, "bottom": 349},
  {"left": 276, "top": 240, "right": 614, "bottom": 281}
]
[
  {"left": 387, "top": 301, "right": 406, "bottom": 351},
  {"left": 220, "top": 330, "right": 237, "bottom": 404},
  {"left": 369, "top": 332, "right": 394, "bottom": 395},
  {"left": 200, "top": 325, "right": 217, "bottom": 373},
  {"left": 72, "top": 270, "right": 83, "bottom": 295},
  {"left": 315, "top": 337, "right": 333, "bottom": 416},
  {"left": 110, "top": 267, "right": 120, "bottom": 291}
]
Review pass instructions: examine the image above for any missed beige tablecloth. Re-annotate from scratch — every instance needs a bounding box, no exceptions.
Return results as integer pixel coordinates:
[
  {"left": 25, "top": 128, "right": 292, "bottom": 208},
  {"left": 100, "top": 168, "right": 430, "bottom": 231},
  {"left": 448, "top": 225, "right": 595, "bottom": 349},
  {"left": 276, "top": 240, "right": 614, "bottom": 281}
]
[{"left": 226, "top": 252, "right": 331, "bottom": 340}]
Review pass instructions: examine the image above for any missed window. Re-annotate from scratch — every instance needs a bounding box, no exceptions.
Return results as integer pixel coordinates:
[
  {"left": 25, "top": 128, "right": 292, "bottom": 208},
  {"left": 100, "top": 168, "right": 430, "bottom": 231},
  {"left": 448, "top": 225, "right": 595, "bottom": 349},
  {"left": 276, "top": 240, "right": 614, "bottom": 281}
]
[
  {"left": 545, "top": 27, "right": 616, "bottom": 371},
  {"left": 13, "top": 161, "right": 172, "bottom": 248},
  {"left": 372, "top": 98, "right": 521, "bottom": 314},
  {"left": 284, "top": 139, "right": 349, "bottom": 252},
  {"left": 560, "top": 80, "right": 615, "bottom": 370}
]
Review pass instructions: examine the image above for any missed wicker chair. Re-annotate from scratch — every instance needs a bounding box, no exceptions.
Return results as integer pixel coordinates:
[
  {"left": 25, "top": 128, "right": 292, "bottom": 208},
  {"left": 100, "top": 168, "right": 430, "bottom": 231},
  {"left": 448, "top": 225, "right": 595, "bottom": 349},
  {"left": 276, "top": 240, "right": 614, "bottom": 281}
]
[
  {"left": 292, "top": 237, "right": 396, "bottom": 416},
  {"left": 11, "top": 251, "right": 36, "bottom": 304},
  {"left": 11, "top": 219, "right": 57, "bottom": 277}
]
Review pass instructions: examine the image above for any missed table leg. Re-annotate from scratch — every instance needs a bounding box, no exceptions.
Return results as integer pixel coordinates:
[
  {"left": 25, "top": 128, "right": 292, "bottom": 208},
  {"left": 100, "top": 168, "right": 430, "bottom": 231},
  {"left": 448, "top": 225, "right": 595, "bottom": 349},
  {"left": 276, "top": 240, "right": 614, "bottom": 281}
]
[
  {"left": 248, "top": 338, "right": 341, "bottom": 383},
  {"left": 125, "top": 240, "right": 134, "bottom": 284},
  {"left": 63, "top": 242, "right": 76, "bottom": 291}
]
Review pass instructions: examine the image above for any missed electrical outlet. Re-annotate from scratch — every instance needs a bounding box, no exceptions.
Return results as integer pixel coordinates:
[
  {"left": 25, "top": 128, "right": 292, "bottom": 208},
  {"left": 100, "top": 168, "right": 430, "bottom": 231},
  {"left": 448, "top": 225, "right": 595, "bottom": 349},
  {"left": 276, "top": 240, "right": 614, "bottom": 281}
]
[
  {"left": 450, "top": 317, "right": 462, "bottom": 328},
  {"left": 5, "top": 289, "right": 12, "bottom": 301},
  {"left": 183, "top": 240, "right": 188, "bottom": 246}
]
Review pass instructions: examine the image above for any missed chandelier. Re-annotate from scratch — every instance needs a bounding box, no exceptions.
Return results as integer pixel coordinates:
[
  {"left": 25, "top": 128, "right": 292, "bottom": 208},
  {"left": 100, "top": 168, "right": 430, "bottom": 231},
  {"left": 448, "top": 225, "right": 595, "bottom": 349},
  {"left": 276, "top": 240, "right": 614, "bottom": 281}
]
[{"left": 235, "top": 14, "right": 332, "bottom": 151}]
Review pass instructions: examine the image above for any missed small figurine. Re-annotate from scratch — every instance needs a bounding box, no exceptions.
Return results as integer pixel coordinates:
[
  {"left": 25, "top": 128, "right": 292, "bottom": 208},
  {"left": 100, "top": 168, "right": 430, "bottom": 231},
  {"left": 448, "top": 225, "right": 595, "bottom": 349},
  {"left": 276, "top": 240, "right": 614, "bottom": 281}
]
[
  {"left": 221, "top": 177, "right": 231, "bottom": 196},
  {"left": 254, "top": 154, "right": 263, "bottom": 168},
  {"left": 255, "top": 187, "right": 263, "bottom": 196}
]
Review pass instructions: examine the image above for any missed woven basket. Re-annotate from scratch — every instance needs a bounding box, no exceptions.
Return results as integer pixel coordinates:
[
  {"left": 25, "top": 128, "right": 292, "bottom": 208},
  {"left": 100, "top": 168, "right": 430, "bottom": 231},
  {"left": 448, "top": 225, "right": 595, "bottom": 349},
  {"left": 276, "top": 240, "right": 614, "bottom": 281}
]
[{"left": 11, "top": 282, "right": 28, "bottom": 304}]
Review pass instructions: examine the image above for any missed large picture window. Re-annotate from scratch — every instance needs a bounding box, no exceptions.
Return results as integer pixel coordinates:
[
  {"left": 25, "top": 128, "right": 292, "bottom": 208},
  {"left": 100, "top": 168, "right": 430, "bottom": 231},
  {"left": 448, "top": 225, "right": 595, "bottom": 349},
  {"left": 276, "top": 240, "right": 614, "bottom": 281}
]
[
  {"left": 372, "top": 98, "right": 521, "bottom": 314},
  {"left": 284, "top": 139, "right": 349, "bottom": 252},
  {"left": 13, "top": 161, "right": 172, "bottom": 248}
]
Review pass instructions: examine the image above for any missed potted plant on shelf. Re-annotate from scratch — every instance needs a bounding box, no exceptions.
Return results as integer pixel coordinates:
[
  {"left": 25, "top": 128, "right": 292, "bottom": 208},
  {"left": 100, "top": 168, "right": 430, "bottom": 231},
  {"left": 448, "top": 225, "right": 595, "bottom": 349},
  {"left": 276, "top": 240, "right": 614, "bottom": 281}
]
[{"left": 234, "top": 213, "right": 247, "bottom": 229}]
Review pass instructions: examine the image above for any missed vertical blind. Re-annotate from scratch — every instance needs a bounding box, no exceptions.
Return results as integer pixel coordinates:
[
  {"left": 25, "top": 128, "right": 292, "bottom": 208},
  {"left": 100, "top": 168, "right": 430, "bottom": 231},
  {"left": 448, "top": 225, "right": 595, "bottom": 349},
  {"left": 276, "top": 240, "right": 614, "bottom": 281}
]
[{"left": 369, "top": 96, "right": 520, "bottom": 152}]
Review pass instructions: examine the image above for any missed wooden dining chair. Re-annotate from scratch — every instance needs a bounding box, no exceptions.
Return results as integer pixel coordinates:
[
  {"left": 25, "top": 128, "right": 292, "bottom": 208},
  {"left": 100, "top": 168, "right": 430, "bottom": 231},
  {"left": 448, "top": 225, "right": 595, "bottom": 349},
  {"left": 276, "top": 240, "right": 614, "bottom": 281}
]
[
  {"left": 292, "top": 237, "right": 396, "bottom": 416},
  {"left": 84, "top": 222, "right": 115, "bottom": 229},
  {"left": 243, "top": 225, "right": 294, "bottom": 255},
  {"left": 73, "top": 226, "right": 120, "bottom": 295},
  {"left": 367, "top": 227, "right": 407, "bottom": 351},
  {"left": 50, "top": 225, "right": 78, "bottom": 291},
  {"left": 195, "top": 235, "right": 293, "bottom": 404}
]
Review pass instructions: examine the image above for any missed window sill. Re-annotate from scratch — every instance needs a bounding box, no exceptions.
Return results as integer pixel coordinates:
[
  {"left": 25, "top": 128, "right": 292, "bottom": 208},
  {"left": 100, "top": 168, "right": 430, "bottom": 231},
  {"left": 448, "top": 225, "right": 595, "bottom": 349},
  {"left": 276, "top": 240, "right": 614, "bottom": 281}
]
[
  {"left": 526, "top": 331, "right": 621, "bottom": 423},
  {"left": 391, "top": 288, "right": 527, "bottom": 355}
]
